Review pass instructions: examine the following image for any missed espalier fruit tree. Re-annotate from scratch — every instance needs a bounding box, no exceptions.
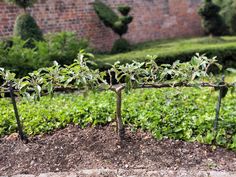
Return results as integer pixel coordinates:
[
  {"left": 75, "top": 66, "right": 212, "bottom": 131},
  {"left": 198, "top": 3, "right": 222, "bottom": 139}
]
[{"left": 0, "top": 51, "right": 236, "bottom": 142}]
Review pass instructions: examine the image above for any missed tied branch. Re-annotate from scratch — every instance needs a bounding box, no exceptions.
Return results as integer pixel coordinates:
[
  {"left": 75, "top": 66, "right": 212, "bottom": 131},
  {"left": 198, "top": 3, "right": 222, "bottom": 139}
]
[{"left": 1, "top": 82, "right": 234, "bottom": 94}]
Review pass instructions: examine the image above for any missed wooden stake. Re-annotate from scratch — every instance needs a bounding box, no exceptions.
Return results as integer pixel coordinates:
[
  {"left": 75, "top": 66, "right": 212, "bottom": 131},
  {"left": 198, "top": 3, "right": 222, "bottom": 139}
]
[{"left": 214, "top": 76, "right": 225, "bottom": 133}]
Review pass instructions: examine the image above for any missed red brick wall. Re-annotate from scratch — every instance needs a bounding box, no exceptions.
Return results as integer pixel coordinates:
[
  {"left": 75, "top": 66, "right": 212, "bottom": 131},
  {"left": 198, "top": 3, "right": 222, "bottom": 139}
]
[{"left": 0, "top": 0, "right": 203, "bottom": 51}]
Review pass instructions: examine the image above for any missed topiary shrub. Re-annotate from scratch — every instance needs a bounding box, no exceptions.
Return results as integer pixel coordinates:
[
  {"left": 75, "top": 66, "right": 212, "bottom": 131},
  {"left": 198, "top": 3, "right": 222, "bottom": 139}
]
[
  {"left": 111, "top": 38, "right": 131, "bottom": 54},
  {"left": 13, "top": 13, "right": 43, "bottom": 47},
  {"left": 93, "top": 0, "right": 118, "bottom": 28},
  {"left": 4, "top": 0, "right": 43, "bottom": 47},
  {"left": 117, "top": 5, "right": 131, "bottom": 16},
  {"left": 4, "top": 0, "right": 37, "bottom": 11},
  {"left": 198, "top": 0, "right": 227, "bottom": 36},
  {"left": 93, "top": 0, "right": 133, "bottom": 53}
]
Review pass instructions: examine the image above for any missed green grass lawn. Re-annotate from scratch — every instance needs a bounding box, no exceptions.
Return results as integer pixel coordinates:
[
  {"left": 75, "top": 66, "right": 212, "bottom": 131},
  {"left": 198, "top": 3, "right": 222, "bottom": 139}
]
[
  {"left": 0, "top": 74, "right": 236, "bottom": 150},
  {"left": 95, "top": 36, "right": 236, "bottom": 69}
]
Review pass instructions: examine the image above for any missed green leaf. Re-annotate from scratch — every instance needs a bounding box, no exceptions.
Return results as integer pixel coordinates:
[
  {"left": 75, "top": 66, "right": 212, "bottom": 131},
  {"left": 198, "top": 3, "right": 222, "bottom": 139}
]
[{"left": 226, "top": 68, "right": 236, "bottom": 73}]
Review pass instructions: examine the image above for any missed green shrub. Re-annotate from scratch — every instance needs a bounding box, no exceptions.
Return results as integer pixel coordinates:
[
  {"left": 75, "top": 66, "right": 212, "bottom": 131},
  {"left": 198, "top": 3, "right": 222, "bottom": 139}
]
[
  {"left": 198, "top": 0, "right": 227, "bottom": 36},
  {"left": 93, "top": 0, "right": 118, "bottom": 28},
  {"left": 117, "top": 5, "right": 131, "bottom": 16},
  {"left": 4, "top": 0, "right": 37, "bottom": 10},
  {"left": 42, "top": 32, "right": 89, "bottom": 65},
  {"left": 119, "top": 16, "right": 133, "bottom": 25},
  {"left": 5, "top": 0, "right": 42, "bottom": 47},
  {"left": 13, "top": 13, "right": 43, "bottom": 47},
  {"left": 113, "top": 21, "right": 128, "bottom": 36},
  {"left": 93, "top": 0, "right": 133, "bottom": 53},
  {"left": 111, "top": 38, "right": 131, "bottom": 54},
  {"left": 0, "top": 37, "right": 39, "bottom": 76},
  {"left": 115, "top": 5, "right": 133, "bottom": 37},
  {"left": 100, "top": 46, "right": 236, "bottom": 70},
  {"left": 0, "top": 32, "right": 90, "bottom": 76}
]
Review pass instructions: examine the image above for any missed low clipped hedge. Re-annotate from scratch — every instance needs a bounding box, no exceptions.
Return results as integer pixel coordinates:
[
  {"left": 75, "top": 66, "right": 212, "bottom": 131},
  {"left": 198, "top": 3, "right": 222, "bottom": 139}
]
[{"left": 95, "top": 37, "right": 236, "bottom": 70}]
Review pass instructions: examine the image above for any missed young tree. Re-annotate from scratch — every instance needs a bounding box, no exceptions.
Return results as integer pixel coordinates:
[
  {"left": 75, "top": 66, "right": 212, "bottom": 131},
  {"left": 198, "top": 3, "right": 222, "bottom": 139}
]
[{"left": 198, "top": 0, "right": 227, "bottom": 36}]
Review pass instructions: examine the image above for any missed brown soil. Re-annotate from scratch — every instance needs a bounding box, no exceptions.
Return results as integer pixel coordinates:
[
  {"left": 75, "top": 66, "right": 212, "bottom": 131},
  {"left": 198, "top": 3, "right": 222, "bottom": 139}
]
[{"left": 0, "top": 125, "right": 235, "bottom": 176}]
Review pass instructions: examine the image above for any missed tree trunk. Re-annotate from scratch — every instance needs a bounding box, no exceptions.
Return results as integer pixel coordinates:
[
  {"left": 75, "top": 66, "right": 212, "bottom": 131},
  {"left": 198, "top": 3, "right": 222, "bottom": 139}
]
[
  {"left": 9, "top": 82, "right": 28, "bottom": 143},
  {"left": 116, "top": 89, "right": 124, "bottom": 140}
]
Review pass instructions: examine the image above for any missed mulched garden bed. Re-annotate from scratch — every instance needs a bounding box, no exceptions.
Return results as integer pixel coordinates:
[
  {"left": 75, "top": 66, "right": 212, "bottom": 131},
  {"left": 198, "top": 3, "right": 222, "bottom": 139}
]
[{"left": 0, "top": 125, "right": 235, "bottom": 176}]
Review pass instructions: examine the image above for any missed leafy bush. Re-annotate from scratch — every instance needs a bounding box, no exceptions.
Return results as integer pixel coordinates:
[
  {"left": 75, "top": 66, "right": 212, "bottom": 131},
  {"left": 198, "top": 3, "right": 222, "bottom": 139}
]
[
  {"left": 198, "top": 0, "right": 227, "bottom": 36},
  {"left": 0, "top": 32, "right": 90, "bottom": 76},
  {"left": 42, "top": 32, "right": 89, "bottom": 65},
  {"left": 0, "top": 37, "right": 40, "bottom": 76},
  {"left": 111, "top": 38, "right": 131, "bottom": 54},
  {"left": 13, "top": 13, "right": 43, "bottom": 47}
]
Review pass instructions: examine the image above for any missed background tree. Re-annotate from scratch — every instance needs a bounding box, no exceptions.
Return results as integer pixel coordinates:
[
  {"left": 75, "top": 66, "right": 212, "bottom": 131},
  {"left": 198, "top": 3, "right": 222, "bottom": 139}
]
[
  {"left": 198, "top": 0, "right": 227, "bottom": 36},
  {"left": 93, "top": 0, "right": 133, "bottom": 53}
]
